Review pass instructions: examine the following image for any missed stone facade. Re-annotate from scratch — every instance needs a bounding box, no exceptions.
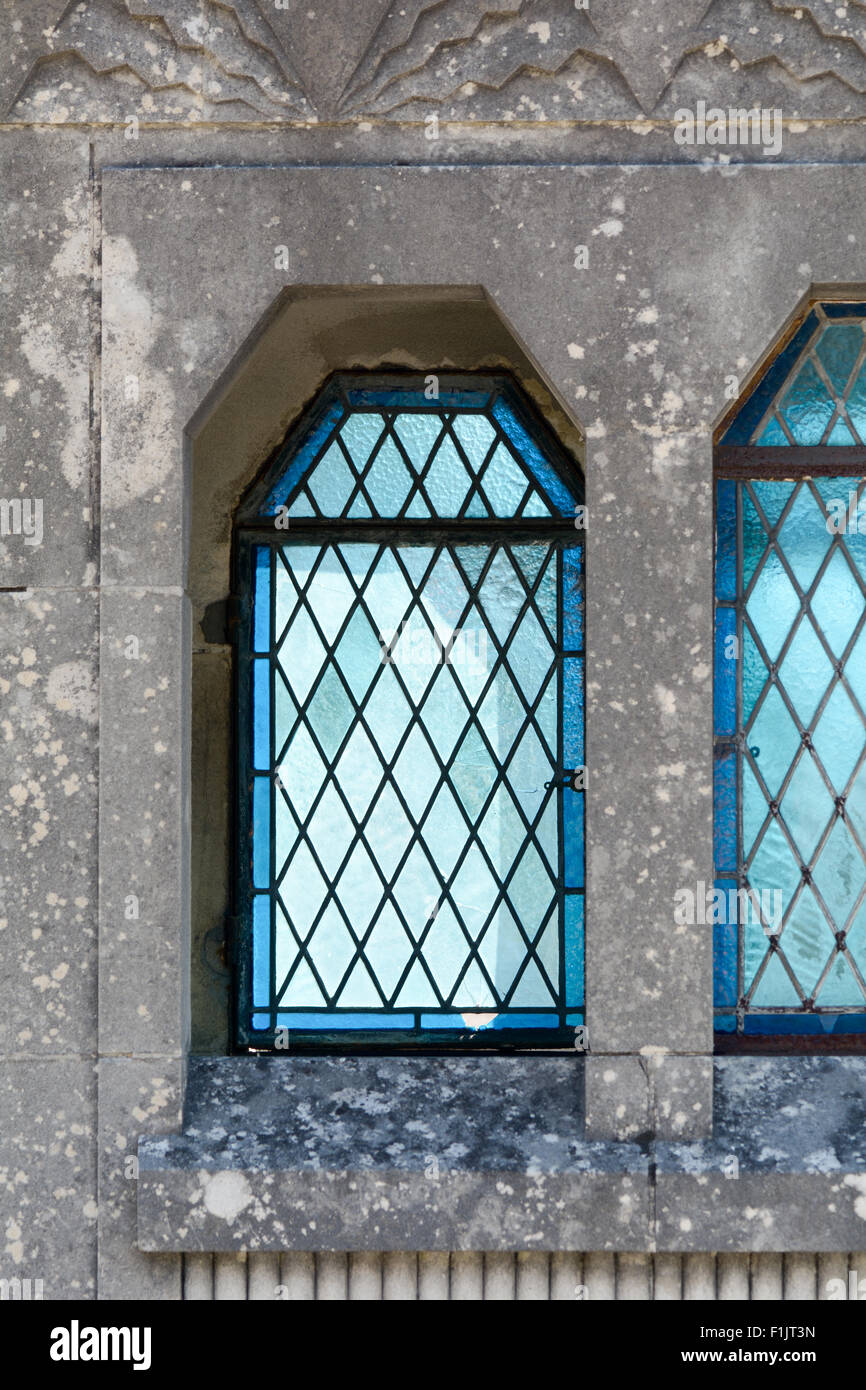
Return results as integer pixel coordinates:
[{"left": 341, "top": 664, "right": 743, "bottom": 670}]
[{"left": 2, "top": 0, "right": 866, "bottom": 1300}]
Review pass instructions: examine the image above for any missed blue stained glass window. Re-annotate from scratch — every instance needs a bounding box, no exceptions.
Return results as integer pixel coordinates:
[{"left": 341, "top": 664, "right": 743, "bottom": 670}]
[
  {"left": 714, "top": 470, "right": 866, "bottom": 1033},
  {"left": 235, "top": 375, "right": 584, "bottom": 1048}
]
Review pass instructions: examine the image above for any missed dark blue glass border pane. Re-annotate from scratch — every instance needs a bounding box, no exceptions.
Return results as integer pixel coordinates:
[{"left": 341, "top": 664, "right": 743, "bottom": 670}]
[
  {"left": 721, "top": 311, "right": 819, "bottom": 445},
  {"left": 492, "top": 398, "right": 578, "bottom": 514},
  {"left": 252, "top": 659, "right": 269, "bottom": 770},
  {"left": 563, "top": 658, "right": 584, "bottom": 766},
  {"left": 563, "top": 545, "right": 584, "bottom": 648},
  {"left": 743, "top": 1013, "right": 866, "bottom": 1035},
  {"left": 564, "top": 786, "right": 584, "bottom": 887},
  {"left": 276, "top": 1012, "right": 416, "bottom": 1030},
  {"left": 252, "top": 895, "right": 269, "bottom": 1008},
  {"left": 252, "top": 777, "right": 270, "bottom": 890},
  {"left": 715, "top": 479, "right": 736, "bottom": 600},
  {"left": 346, "top": 387, "right": 491, "bottom": 409},
  {"left": 714, "top": 607, "right": 736, "bottom": 737},
  {"left": 713, "top": 751, "right": 736, "bottom": 872},
  {"left": 564, "top": 895, "right": 584, "bottom": 1008},
  {"left": 822, "top": 301, "right": 866, "bottom": 319},
  {"left": 253, "top": 546, "right": 271, "bottom": 651},
  {"left": 262, "top": 400, "right": 345, "bottom": 515},
  {"left": 714, "top": 1013, "right": 737, "bottom": 1033}
]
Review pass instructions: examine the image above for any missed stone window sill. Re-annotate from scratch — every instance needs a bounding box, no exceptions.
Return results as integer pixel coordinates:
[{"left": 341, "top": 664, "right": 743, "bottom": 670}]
[{"left": 137, "top": 1055, "right": 866, "bottom": 1253}]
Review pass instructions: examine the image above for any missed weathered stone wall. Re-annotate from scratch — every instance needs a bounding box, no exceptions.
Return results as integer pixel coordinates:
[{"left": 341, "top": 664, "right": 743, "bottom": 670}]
[{"left": 3, "top": 1, "right": 866, "bottom": 1299}]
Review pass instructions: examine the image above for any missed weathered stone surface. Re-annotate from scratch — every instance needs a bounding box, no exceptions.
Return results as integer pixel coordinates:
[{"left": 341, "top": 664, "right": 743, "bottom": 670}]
[
  {"left": 0, "top": 1058, "right": 97, "bottom": 1299},
  {"left": 0, "top": 130, "right": 93, "bottom": 590},
  {"left": 98, "top": 588, "right": 190, "bottom": 1056},
  {"left": 0, "top": 589, "right": 98, "bottom": 1055},
  {"left": 656, "top": 1058, "right": 866, "bottom": 1251},
  {"left": 98, "top": 1056, "right": 182, "bottom": 1299},
  {"left": 138, "top": 1056, "right": 649, "bottom": 1252}
]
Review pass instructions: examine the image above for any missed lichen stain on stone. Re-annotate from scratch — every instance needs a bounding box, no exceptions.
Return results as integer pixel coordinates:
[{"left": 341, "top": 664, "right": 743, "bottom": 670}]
[
  {"left": 102, "top": 234, "right": 177, "bottom": 508},
  {"left": 46, "top": 661, "right": 97, "bottom": 724},
  {"left": 201, "top": 1171, "right": 253, "bottom": 1223}
]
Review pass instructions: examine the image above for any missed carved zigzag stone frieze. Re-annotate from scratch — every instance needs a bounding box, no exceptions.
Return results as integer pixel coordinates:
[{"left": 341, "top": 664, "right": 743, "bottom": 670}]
[{"left": 5, "top": 0, "right": 866, "bottom": 123}]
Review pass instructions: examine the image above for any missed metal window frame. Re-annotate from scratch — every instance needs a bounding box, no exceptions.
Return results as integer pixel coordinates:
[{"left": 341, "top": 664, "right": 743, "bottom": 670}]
[{"left": 231, "top": 371, "right": 585, "bottom": 1054}]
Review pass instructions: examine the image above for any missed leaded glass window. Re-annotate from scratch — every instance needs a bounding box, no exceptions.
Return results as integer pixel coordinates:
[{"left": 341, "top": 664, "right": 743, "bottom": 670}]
[
  {"left": 234, "top": 374, "right": 585, "bottom": 1048},
  {"left": 715, "top": 301, "right": 866, "bottom": 1035}
]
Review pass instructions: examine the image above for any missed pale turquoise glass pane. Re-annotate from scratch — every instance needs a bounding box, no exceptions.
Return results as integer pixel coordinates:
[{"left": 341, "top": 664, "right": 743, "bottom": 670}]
[
  {"left": 307, "top": 440, "right": 355, "bottom": 514},
  {"left": 305, "top": 664, "right": 354, "bottom": 761},
  {"left": 815, "top": 322, "right": 863, "bottom": 394},
  {"left": 302, "top": 551, "right": 355, "bottom": 646},
  {"left": 776, "top": 484, "right": 830, "bottom": 590},
  {"left": 755, "top": 415, "right": 788, "bottom": 445},
  {"left": 346, "top": 493, "right": 373, "bottom": 519},
  {"left": 505, "top": 607, "right": 554, "bottom": 705},
  {"left": 450, "top": 843, "right": 499, "bottom": 935},
  {"left": 363, "top": 784, "right": 413, "bottom": 881},
  {"left": 747, "top": 685, "right": 799, "bottom": 794},
  {"left": 827, "top": 416, "right": 856, "bottom": 444},
  {"left": 507, "top": 842, "right": 554, "bottom": 933},
  {"left": 844, "top": 625, "right": 866, "bottom": 714},
  {"left": 778, "top": 753, "right": 833, "bottom": 863},
  {"left": 749, "top": 949, "right": 802, "bottom": 1007},
  {"left": 776, "top": 619, "right": 832, "bottom": 724},
  {"left": 780, "top": 358, "right": 835, "bottom": 444},
  {"left": 421, "top": 784, "right": 469, "bottom": 878},
  {"left": 748, "top": 819, "right": 802, "bottom": 924},
  {"left": 277, "top": 840, "right": 326, "bottom": 934},
  {"left": 421, "top": 435, "right": 471, "bottom": 514},
  {"left": 451, "top": 723, "right": 498, "bottom": 821},
  {"left": 521, "top": 491, "right": 553, "bottom": 517},
  {"left": 362, "top": 903, "right": 414, "bottom": 999},
  {"left": 478, "top": 550, "right": 523, "bottom": 644},
  {"left": 812, "top": 683, "right": 863, "bottom": 790},
  {"left": 742, "top": 626, "right": 768, "bottom": 723},
  {"left": 422, "top": 902, "right": 473, "bottom": 999},
  {"left": 405, "top": 492, "right": 431, "bottom": 518},
  {"left": 335, "top": 842, "right": 383, "bottom": 934},
  {"left": 815, "top": 951, "right": 865, "bottom": 1006},
  {"left": 307, "top": 901, "right": 358, "bottom": 998},
  {"left": 751, "top": 480, "right": 795, "bottom": 529},
  {"left": 478, "top": 668, "right": 524, "bottom": 753},
  {"left": 339, "top": 412, "right": 385, "bottom": 469},
  {"left": 288, "top": 491, "right": 316, "bottom": 518},
  {"left": 334, "top": 725, "right": 383, "bottom": 820},
  {"left": 361, "top": 665, "right": 412, "bottom": 761},
  {"left": 450, "top": 413, "right": 497, "bottom": 470},
  {"left": 333, "top": 608, "right": 382, "bottom": 703},
  {"left": 276, "top": 722, "right": 326, "bottom": 824},
  {"left": 419, "top": 550, "right": 468, "bottom": 640},
  {"left": 810, "top": 549, "right": 862, "bottom": 655},
  {"left": 465, "top": 492, "right": 489, "bottom": 517},
  {"left": 506, "top": 722, "right": 553, "bottom": 823},
  {"left": 273, "top": 668, "right": 295, "bottom": 759},
  {"left": 419, "top": 666, "right": 469, "bottom": 759},
  {"left": 361, "top": 435, "right": 412, "bottom": 514},
  {"left": 274, "top": 786, "right": 298, "bottom": 887},
  {"left": 306, "top": 784, "right": 355, "bottom": 879},
  {"left": 476, "top": 442, "right": 530, "bottom": 516},
  {"left": 742, "top": 759, "right": 768, "bottom": 858},
  {"left": 478, "top": 784, "right": 529, "bottom": 878},
  {"left": 392, "top": 413, "right": 443, "bottom": 469},
  {"left": 813, "top": 818, "right": 863, "bottom": 926},
  {"left": 745, "top": 551, "right": 799, "bottom": 660},
  {"left": 276, "top": 607, "right": 325, "bottom": 704},
  {"left": 393, "top": 725, "right": 440, "bottom": 822}
]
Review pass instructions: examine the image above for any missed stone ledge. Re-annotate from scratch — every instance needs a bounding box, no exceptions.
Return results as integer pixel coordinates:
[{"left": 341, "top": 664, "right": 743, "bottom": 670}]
[{"left": 136, "top": 1055, "right": 866, "bottom": 1253}]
